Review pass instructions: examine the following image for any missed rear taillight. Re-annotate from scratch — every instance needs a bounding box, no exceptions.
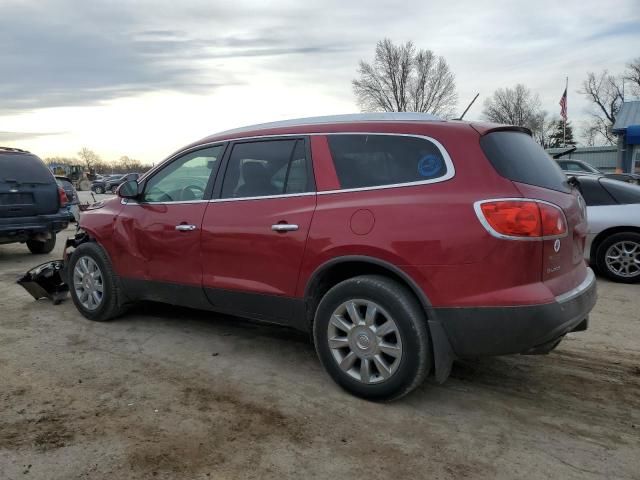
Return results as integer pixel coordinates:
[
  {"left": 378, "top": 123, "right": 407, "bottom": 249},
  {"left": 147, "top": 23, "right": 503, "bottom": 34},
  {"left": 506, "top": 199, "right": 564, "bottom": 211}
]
[
  {"left": 58, "top": 187, "right": 68, "bottom": 206},
  {"left": 475, "top": 199, "right": 567, "bottom": 240}
]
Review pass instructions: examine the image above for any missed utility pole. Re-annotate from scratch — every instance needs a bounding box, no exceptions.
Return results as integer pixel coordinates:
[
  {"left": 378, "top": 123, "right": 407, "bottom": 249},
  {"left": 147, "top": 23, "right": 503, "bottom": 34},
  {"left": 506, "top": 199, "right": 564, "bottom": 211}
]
[{"left": 563, "top": 77, "right": 567, "bottom": 148}]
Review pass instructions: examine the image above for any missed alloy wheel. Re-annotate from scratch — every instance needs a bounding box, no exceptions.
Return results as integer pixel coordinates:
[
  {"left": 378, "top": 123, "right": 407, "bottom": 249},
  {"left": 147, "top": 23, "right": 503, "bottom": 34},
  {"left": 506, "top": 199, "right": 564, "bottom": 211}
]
[
  {"left": 327, "top": 299, "right": 403, "bottom": 384},
  {"left": 605, "top": 241, "right": 640, "bottom": 278},
  {"left": 73, "top": 256, "right": 104, "bottom": 310}
]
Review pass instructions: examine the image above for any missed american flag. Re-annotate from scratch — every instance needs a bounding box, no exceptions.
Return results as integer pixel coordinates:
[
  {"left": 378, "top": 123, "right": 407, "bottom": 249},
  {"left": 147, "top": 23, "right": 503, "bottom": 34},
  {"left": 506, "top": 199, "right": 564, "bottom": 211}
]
[{"left": 559, "top": 87, "right": 567, "bottom": 121}]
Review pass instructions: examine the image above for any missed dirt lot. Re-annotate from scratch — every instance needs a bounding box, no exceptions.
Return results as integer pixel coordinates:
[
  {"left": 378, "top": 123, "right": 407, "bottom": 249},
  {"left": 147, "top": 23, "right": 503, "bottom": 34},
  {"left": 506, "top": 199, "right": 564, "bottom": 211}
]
[{"left": 1, "top": 223, "right": 639, "bottom": 480}]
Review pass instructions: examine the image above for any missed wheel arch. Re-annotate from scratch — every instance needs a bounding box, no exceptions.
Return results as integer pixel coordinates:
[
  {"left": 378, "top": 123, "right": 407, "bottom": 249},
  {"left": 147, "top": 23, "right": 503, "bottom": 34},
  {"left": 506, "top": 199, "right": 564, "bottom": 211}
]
[
  {"left": 303, "top": 255, "right": 455, "bottom": 383},
  {"left": 304, "top": 256, "right": 432, "bottom": 315}
]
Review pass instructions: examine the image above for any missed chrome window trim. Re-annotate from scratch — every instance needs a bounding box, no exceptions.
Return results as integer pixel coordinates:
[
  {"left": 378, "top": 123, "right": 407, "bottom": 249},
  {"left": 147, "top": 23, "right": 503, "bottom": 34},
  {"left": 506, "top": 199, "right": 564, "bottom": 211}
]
[
  {"left": 122, "top": 198, "right": 209, "bottom": 206},
  {"left": 473, "top": 198, "right": 569, "bottom": 241},
  {"left": 210, "top": 191, "right": 316, "bottom": 203},
  {"left": 131, "top": 132, "right": 455, "bottom": 204}
]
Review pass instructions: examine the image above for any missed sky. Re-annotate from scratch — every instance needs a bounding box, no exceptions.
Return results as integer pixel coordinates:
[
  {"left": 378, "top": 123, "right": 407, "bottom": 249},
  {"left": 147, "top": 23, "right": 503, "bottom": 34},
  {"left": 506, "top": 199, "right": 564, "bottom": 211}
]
[{"left": 1, "top": 0, "right": 639, "bottom": 165}]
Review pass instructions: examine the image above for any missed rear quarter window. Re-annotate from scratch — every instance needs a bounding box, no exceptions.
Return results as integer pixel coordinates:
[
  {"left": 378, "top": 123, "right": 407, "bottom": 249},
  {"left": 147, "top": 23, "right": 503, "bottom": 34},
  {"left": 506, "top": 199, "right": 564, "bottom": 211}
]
[
  {"left": 326, "top": 134, "right": 451, "bottom": 190},
  {"left": 0, "top": 153, "right": 55, "bottom": 184},
  {"left": 480, "top": 132, "right": 570, "bottom": 193}
]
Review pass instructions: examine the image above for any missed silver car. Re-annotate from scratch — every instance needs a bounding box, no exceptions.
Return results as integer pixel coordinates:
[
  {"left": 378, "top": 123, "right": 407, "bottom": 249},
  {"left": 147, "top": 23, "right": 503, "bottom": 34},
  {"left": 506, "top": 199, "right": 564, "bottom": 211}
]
[{"left": 571, "top": 174, "right": 640, "bottom": 283}]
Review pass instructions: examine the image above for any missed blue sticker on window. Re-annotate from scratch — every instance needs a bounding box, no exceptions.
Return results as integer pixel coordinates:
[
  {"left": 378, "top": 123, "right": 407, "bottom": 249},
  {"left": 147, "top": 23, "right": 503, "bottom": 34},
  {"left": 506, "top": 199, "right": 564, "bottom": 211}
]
[{"left": 417, "top": 154, "right": 443, "bottom": 177}]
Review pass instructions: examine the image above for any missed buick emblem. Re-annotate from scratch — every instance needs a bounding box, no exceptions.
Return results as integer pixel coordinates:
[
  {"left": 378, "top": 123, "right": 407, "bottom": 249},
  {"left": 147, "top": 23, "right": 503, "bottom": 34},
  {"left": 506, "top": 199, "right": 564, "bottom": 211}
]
[{"left": 554, "top": 239, "right": 561, "bottom": 253}]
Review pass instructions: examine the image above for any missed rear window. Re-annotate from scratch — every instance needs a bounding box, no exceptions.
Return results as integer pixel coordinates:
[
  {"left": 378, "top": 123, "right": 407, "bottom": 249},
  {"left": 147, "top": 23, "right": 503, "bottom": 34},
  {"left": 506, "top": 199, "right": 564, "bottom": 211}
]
[
  {"left": 327, "top": 134, "right": 450, "bottom": 190},
  {"left": 600, "top": 178, "right": 640, "bottom": 204},
  {"left": 480, "top": 132, "right": 570, "bottom": 193},
  {"left": 0, "top": 153, "right": 54, "bottom": 184}
]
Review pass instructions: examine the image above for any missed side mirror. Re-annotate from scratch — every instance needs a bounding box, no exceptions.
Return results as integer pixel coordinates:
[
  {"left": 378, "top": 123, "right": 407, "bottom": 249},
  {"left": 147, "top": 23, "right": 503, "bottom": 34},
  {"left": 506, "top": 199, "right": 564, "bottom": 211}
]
[{"left": 118, "top": 180, "right": 139, "bottom": 199}]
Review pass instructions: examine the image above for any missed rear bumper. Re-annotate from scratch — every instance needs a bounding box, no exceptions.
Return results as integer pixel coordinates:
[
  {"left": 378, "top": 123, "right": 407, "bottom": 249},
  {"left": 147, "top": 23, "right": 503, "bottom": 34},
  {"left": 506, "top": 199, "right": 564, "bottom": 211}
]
[
  {"left": 0, "top": 213, "right": 69, "bottom": 244},
  {"left": 433, "top": 268, "right": 597, "bottom": 357}
]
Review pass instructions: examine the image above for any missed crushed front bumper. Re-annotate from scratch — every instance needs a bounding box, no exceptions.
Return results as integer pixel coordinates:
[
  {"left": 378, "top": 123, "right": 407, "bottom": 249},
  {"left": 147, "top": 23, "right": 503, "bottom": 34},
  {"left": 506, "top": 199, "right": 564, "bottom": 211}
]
[{"left": 17, "top": 260, "right": 68, "bottom": 304}]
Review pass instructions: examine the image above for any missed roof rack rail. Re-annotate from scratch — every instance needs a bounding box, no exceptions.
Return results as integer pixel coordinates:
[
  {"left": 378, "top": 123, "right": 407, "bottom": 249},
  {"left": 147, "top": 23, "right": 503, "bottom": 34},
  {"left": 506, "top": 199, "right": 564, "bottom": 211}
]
[{"left": 0, "top": 146, "right": 30, "bottom": 153}]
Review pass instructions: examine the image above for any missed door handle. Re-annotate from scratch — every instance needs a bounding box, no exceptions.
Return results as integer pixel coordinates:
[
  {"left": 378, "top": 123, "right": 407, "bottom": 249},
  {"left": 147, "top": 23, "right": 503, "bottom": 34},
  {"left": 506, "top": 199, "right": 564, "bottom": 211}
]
[
  {"left": 175, "top": 224, "right": 197, "bottom": 231},
  {"left": 271, "top": 224, "right": 299, "bottom": 232}
]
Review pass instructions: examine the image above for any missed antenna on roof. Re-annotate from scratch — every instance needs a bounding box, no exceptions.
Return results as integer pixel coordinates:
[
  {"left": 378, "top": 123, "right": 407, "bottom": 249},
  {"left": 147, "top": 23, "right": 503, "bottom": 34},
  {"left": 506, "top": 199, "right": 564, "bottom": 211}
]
[{"left": 455, "top": 93, "right": 479, "bottom": 121}]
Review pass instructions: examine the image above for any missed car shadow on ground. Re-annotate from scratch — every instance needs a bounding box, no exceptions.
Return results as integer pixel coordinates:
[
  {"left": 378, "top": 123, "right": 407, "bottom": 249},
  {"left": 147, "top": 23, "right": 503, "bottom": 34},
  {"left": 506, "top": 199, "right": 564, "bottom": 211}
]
[{"left": 103, "top": 300, "right": 639, "bottom": 423}]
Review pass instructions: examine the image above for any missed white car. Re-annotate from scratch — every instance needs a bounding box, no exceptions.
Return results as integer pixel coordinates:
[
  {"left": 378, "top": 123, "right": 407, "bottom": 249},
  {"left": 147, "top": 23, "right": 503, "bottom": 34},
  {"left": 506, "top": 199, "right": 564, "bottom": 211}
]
[{"left": 572, "top": 174, "right": 640, "bottom": 283}]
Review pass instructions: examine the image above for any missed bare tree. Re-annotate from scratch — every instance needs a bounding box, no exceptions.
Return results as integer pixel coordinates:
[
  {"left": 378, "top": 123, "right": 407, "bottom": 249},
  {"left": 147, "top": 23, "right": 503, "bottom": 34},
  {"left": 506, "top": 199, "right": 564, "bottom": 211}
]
[
  {"left": 77, "top": 147, "right": 101, "bottom": 170},
  {"left": 353, "top": 39, "right": 457, "bottom": 117},
  {"left": 116, "top": 155, "right": 145, "bottom": 172},
  {"left": 482, "top": 84, "right": 543, "bottom": 129},
  {"left": 579, "top": 71, "right": 623, "bottom": 145},
  {"left": 531, "top": 112, "right": 559, "bottom": 149},
  {"left": 625, "top": 57, "right": 640, "bottom": 97}
]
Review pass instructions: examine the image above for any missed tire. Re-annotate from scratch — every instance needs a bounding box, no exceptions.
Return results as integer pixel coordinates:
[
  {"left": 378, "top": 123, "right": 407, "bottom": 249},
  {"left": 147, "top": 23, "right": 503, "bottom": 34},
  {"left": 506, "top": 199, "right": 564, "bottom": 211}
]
[
  {"left": 313, "top": 275, "right": 431, "bottom": 401},
  {"left": 94, "top": 186, "right": 104, "bottom": 194},
  {"left": 26, "top": 235, "right": 56, "bottom": 254},
  {"left": 595, "top": 232, "right": 640, "bottom": 284},
  {"left": 110, "top": 185, "right": 118, "bottom": 194},
  {"left": 68, "top": 242, "right": 126, "bottom": 321}
]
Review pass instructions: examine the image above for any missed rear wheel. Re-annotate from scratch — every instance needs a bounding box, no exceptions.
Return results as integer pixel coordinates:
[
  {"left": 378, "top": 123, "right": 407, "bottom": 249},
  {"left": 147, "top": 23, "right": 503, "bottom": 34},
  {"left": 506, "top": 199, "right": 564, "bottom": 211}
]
[
  {"left": 68, "top": 242, "right": 125, "bottom": 321},
  {"left": 26, "top": 235, "right": 56, "bottom": 254},
  {"left": 94, "top": 186, "right": 104, "bottom": 194},
  {"left": 596, "top": 232, "right": 640, "bottom": 283},
  {"left": 110, "top": 185, "right": 118, "bottom": 194},
  {"left": 313, "top": 275, "right": 430, "bottom": 401}
]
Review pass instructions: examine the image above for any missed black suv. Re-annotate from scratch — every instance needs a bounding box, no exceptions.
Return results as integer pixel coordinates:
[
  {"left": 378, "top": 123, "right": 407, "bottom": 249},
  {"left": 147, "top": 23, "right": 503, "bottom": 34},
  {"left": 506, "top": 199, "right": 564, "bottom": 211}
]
[{"left": 0, "top": 147, "right": 69, "bottom": 253}]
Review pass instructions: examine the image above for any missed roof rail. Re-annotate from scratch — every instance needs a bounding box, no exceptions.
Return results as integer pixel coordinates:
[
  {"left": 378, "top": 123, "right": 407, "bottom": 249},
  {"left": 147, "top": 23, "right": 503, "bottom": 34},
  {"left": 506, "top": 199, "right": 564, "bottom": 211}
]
[
  {"left": 0, "top": 146, "right": 30, "bottom": 153},
  {"left": 215, "top": 112, "right": 442, "bottom": 137}
]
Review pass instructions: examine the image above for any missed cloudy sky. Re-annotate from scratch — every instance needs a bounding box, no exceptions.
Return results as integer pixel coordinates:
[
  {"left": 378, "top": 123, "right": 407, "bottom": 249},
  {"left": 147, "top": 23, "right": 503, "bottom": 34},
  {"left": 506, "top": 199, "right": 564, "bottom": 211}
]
[{"left": 1, "top": 0, "right": 639, "bottom": 164}]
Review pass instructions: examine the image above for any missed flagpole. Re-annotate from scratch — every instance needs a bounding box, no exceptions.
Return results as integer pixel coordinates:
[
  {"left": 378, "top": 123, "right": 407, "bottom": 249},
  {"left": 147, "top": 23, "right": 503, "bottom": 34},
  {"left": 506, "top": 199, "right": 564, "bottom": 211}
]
[{"left": 563, "top": 77, "right": 567, "bottom": 147}]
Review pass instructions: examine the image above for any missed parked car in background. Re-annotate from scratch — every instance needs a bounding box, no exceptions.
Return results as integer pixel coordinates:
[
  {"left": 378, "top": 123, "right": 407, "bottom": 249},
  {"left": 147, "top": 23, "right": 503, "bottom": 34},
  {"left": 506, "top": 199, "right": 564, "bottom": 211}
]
[
  {"left": 107, "top": 173, "right": 139, "bottom": 193},
  {"left": 91, "top": 174, "right": 118, "bottom": 194},
  {"left": 60, "top": 114, "right": 596, "bottom": 400},
  {"left": 569, "top": 174, "right": 640, "bottom": 283},
  {"left": 0, "top": 146, "right": 69, "bottom": 253},
  {"left": 55, "top": 176, "right": 80, "bottom": 222},
  {"left": 92, "top": 173, "right": 140, "bottom": 194},
  {"left": 556, "top": 159, "right": 640, "bottom": 184}
]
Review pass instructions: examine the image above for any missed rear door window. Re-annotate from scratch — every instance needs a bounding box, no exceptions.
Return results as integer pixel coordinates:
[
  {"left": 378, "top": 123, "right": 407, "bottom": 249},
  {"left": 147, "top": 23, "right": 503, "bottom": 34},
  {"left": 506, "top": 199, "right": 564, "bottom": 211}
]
[
  {"left": 220, "top": 139, "right": 312, "bottom": 199},
  {"left": 326, "top": 134, "right": 450, "bottom": 190},
  {"left": 600, "top": 178, "right": 640, "bottom": 204},
  {"left": 480, "top": 132, "right": 570, "bottom": 193}
]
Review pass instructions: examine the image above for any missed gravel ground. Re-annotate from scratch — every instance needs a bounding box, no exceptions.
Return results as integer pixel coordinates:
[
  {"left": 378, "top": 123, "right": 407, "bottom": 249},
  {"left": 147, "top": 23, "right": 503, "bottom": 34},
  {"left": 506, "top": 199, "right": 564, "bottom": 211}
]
[{"left": 0, "top": 217, "right": 639, "bottom": 479}]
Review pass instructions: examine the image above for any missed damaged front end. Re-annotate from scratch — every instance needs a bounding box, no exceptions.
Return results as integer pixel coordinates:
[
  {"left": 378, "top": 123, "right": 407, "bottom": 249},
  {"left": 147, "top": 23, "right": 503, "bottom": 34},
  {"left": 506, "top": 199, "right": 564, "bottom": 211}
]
[
  {"left": 17, "top": 260, "right": 69, "bottom": 304},
  {"left": 17, "top": 230, "right": 90, "bottom": 304}
]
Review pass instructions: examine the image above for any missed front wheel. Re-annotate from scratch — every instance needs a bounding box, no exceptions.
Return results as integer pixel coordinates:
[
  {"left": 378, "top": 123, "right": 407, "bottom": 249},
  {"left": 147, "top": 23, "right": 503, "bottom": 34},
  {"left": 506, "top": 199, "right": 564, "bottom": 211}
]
[
  {"left": 68, "top": 242, "right": 125, "bottom": 321},
  {"left": 94, "top": 186, "right": 104, "bottom": 194},
  {"left": 313, "top": 275, "right": 431, "bottom": 401},
  {"left": 596, "top": 232, "right": 640, "bottom": 283}
]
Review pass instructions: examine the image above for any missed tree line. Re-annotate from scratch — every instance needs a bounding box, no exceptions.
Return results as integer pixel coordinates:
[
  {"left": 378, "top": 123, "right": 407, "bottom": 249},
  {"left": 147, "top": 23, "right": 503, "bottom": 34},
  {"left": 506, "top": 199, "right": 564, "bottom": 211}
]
[
  {"left": 45, "top": 148, "right": 152, "bottom": 174},
  {"left": 353, "top": 39, "right": 640, "bottom": 147}
]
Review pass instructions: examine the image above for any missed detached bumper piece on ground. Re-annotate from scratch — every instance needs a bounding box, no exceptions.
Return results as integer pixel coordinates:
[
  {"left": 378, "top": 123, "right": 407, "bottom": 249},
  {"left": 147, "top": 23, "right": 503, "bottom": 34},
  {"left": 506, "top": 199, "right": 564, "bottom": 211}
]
[{"left": 17, "top": 260, "right": 68, "bottom": 304}]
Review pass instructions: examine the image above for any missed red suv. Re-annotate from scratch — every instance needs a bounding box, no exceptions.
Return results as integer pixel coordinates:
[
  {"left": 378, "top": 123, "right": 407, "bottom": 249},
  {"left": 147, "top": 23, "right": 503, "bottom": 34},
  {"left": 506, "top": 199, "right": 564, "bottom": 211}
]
[{"left": 65, "top": 113, "right": 596, "bottom": 400}]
